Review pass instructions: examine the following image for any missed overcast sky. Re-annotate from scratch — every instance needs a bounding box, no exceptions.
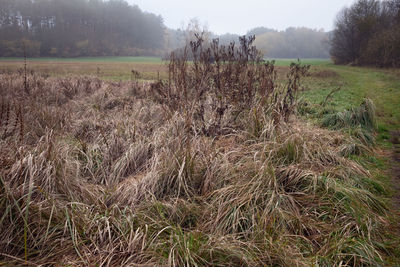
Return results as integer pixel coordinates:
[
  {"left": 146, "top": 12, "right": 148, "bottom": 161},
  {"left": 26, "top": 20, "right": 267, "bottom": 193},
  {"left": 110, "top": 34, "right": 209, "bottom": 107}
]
[{"left": 128, "top": 0, "right": 356, "bottom": 34}]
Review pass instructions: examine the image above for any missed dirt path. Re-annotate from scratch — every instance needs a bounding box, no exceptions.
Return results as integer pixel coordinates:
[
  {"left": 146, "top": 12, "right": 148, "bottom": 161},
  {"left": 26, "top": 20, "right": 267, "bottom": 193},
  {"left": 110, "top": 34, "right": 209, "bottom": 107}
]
[{"left": 390, "top": 130, "right": 400, "bottom": 215}]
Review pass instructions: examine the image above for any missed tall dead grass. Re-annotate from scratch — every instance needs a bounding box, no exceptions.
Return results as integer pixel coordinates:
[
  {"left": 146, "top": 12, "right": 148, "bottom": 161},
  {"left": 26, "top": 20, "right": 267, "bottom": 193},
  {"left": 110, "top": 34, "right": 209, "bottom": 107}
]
[{"left": 0, "top": 37, "right": 393, "bottom": 266}]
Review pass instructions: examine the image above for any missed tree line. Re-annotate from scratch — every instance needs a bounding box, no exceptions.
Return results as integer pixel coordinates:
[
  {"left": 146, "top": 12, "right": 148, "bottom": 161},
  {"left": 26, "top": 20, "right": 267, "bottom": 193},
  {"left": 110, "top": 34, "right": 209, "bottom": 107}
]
[
  {"left": 251, "top": 27, "right": 330, "bottom": 59},
  {"left": 0, "top": 0, "right": 165, "bottom": 57},
  {"left": 0, "top": 0, "right": 333, "bottom": 59},
  {"left": 167, "top": 25, "right": 330, "bottom": 59},
  {"left": 330, "top": 0, "right": 400, "bottom": 67}
]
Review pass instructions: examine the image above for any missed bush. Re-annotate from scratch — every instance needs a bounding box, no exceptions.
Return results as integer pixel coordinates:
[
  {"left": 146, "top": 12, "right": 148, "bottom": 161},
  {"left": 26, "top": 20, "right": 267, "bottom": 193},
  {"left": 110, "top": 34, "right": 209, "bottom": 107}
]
[{"left": 151, "top": 34, "right": 310, "bottom": 135}]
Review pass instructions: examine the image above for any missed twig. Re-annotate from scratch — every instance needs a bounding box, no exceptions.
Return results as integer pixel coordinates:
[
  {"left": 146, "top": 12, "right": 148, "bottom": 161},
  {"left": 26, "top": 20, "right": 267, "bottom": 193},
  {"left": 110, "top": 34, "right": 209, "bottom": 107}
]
[{"left": 322, "top": 87, "right": 341, "bottom": 107}]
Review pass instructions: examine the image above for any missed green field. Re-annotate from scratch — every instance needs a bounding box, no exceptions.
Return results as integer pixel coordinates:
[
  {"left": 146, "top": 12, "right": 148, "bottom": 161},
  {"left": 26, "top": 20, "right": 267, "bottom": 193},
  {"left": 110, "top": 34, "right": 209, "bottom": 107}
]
[
  {"left": 0, "top": 56, "right": 163, "bottom": 63},
  {"left": 269, "top": 58, "right": 331, "bottom": 66},
  {"left": 302, "top": 64, "right": 400, "bottom": 136}
]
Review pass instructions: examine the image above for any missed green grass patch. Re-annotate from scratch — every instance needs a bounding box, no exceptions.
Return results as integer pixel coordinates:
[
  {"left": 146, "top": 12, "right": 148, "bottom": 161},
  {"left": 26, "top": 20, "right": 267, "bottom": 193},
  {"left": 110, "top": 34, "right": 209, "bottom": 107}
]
[
  {"left": 267, "top": 58, "right": 331, "bottom": 66},
  {"left": 301, "top": 65, "right": 400, "bottom": 133}
]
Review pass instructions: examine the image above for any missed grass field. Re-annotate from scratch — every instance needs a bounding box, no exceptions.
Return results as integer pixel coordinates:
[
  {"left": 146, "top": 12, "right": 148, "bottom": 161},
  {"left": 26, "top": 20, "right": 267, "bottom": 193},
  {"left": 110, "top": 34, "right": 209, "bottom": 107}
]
[
  {"left": 269, "top": 58, "right": 331, "bottom": 66},
  {"left": 0, "top": 56, "right": 163, "bottom": 63},
  {"left": 0, "top": 55, "right": 397, "bottom": 138},
  {"left": 304, "top": 63, "right": 400, "bottom": 263},
  {"left": 1, "top": 55, "right": 398, "bottom": 142},
  {"left": 0, "top": 56, "right": 167, "bottom": 81},
  {"left": 1, "top": 56, "right": 400, "bottom": 265},
  {"left": 0, "top": 57, "right": 330, "bottom": 80},
  {"left": 302, "top": 64, "right": 400, "bottom": 141}
]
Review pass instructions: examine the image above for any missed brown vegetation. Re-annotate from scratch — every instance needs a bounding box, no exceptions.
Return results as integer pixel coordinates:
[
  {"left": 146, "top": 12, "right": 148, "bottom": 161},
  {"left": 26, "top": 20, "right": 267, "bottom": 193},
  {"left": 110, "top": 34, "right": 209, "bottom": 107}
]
[
  {"left": 0, "top": 37, "right": 393, "bottom": 266},
  {"left": 0, "top": 61, "right": 168, "bottom": 81},
  {"left": 310, "top": 70, "right": 340, "bottom": 78}
]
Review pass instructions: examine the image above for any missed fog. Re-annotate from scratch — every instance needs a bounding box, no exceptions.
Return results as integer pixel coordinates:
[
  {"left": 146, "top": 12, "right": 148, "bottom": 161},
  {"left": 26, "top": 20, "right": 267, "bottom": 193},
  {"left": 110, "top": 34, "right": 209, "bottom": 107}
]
[
  {"left": 0, "top": 0, "right": 358, "bottom": 58},
  {"left": 129, "top": 0, "right": 356, "bottom": 34}
]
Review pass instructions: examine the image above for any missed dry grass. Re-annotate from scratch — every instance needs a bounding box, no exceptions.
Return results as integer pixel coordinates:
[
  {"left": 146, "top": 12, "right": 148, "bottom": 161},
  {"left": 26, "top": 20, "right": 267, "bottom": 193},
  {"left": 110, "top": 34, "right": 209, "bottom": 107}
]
[
  {"left": 0, "top": 60, "right": 168, "bottom": 81},
  {"left": 0, "top": 37, "right": 395, "bottom": 265},
  {"left": 310, "top": 69, "right": 340, "bottom": 78},
  {"left": 0, "top": 69, "right": 393, "bottom": 266}
]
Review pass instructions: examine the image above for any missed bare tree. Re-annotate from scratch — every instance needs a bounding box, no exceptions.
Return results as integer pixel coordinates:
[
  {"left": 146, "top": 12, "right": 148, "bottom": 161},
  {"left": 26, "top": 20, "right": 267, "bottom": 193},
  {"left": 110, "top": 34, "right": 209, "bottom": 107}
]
[{"left": 330, "top": 0, "right": 400, "bottom": 67}]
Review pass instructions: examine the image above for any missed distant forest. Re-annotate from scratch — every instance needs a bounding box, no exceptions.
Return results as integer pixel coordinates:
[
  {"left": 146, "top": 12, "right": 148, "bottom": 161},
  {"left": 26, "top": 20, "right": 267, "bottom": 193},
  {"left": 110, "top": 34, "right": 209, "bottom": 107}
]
[
  {"left": 250, "top": 27, "right": 330, "bottom": 58},
  {"left": 167, "top": 26, "right": 330, "bottom": 59},
  {"left": 0, "top": 0, "right": 165, "bottom": 57},
  {"left": 0, "top": 0, "right": 330, "bottom": 58}
]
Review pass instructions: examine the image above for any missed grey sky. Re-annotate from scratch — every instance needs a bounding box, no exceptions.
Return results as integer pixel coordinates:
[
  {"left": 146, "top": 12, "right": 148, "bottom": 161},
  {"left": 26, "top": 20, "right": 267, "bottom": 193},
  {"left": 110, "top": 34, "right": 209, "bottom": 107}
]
[{"left": 129, "top": 0, "right": 356, "bottom": 34}]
